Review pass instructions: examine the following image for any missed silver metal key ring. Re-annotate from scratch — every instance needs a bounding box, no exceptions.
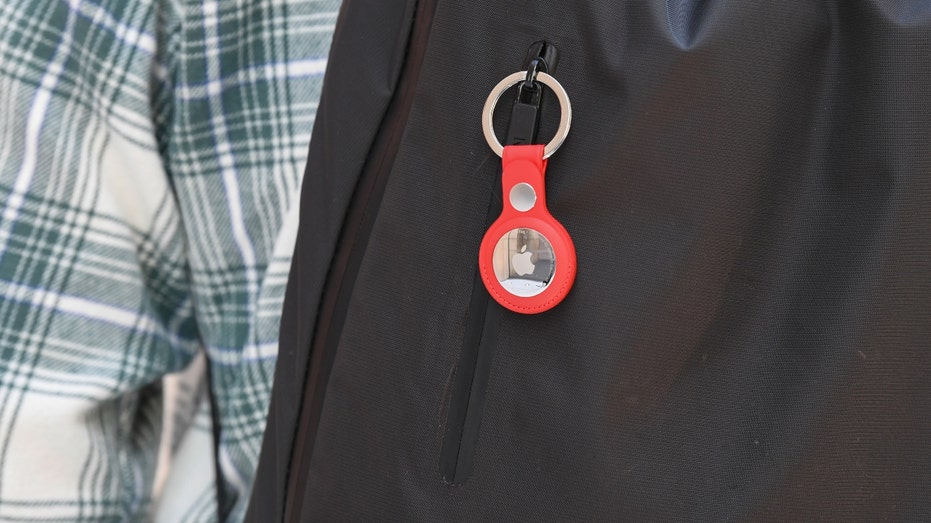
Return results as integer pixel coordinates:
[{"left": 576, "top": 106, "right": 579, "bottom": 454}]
[{"left": 482, "top": 71, "right": 572, "bottom": 159}]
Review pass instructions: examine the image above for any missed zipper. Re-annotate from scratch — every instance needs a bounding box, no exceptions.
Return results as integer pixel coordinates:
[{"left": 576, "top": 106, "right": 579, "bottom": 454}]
[
  {"left": 439, "top": 42, "right": 559, "bottom": 485},
  {"left": 282, "top": 2, "right": 438, "bottom": 521}
]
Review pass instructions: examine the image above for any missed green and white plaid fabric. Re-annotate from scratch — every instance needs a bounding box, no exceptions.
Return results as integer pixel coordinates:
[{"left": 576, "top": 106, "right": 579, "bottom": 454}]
[{"left": 0, "top": 0, "right": 339, "bottom": 520}]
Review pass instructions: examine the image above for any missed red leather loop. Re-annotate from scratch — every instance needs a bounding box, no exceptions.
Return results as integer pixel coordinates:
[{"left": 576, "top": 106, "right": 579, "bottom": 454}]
[{"left": 479, "top": 145, "right": 576, "bottom": 314}]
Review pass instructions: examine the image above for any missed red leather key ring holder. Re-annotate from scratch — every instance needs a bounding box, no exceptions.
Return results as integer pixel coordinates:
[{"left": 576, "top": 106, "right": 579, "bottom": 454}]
[{"left": 478, "top": 71, "right": 575, "bottom": 314}]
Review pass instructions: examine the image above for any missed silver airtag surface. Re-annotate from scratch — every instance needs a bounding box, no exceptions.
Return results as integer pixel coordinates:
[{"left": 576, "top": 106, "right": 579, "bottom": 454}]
[{"left": 491, "top": 228, "right": 557, "bottom": 297}]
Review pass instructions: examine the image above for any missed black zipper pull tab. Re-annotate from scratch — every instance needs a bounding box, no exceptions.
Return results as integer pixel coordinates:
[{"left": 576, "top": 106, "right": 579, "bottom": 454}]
[{"left": 505, "top": 41, "right": 559, "bottom": 146}]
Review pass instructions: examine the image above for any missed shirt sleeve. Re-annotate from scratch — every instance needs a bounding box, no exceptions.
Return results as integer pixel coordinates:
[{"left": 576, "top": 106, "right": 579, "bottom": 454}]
[{"left": 0, "top": 0, "right": 340, "bottom": 520}]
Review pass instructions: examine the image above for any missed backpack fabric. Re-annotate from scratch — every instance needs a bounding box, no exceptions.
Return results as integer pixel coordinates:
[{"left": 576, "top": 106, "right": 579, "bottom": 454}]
[{"left": 247, "top": 1, "right": 931, "bottom": 520}]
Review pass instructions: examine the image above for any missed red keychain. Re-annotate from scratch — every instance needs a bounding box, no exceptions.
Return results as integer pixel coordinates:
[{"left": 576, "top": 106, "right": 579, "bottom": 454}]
[{"left": 478, "top": 71, "right": 575, "bottom": 314}]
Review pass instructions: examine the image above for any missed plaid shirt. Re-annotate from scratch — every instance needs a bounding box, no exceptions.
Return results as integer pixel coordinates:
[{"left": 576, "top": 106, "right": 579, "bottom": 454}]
[{"left": 0, "top": 0, "right": 339, "bottom": 521}]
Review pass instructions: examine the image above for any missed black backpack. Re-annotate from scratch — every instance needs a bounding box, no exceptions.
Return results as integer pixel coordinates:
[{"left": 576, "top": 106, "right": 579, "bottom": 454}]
[{"left": 247, "top": 1, "right": 931, "bottom": 520}]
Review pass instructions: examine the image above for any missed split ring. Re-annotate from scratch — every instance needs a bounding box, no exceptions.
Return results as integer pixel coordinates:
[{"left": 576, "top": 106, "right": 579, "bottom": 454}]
[{"left": 482, "top": 71, "right": 572, "bottom": 159}]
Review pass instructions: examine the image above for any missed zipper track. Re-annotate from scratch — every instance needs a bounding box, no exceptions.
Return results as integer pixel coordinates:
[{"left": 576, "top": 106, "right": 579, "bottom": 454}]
[
  {"left": 283, "top": 2, "right": 437, "bottom": 520},
  {"left": 440, "top": 42, "right": 558, "bottom": 485}
]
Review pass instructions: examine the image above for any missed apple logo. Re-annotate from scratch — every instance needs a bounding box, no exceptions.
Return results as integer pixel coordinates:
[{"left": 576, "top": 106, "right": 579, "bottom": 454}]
[{"left": 511, "top": 245, "right": 536, "bottom": 276}]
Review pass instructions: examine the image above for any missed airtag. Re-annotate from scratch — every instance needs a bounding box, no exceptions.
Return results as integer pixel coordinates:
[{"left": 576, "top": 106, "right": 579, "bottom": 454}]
[
  {"left": 478, "top": 145, "right": 576, "bottom": 314},
  {"left": 491, "top": 228, "right": 556, "bottom": 297}
]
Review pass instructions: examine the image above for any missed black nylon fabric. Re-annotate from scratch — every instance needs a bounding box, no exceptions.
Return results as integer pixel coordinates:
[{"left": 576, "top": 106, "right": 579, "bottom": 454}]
[{"left": 249, "top": 1, "right": 931, "bottom": 521}]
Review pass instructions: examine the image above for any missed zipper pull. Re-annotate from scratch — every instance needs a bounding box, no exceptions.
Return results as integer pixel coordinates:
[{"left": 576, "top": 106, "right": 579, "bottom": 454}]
[{"left": 504, "top": 41, "right": 559, "bottom": 146}]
